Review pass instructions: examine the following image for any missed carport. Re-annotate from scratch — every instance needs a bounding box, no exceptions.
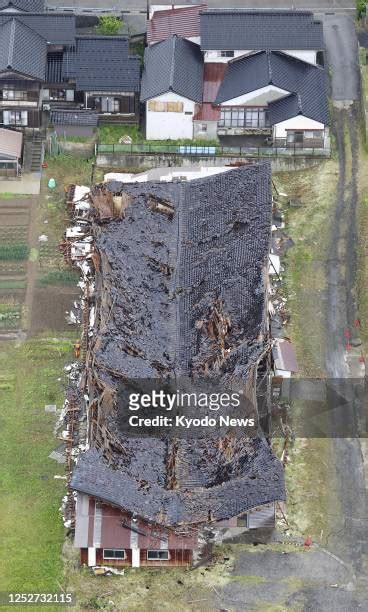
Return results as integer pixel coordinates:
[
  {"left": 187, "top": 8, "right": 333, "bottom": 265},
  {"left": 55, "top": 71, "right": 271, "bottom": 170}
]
[{"left": 0, "top": 128, "right": 22, "bottom": 177}]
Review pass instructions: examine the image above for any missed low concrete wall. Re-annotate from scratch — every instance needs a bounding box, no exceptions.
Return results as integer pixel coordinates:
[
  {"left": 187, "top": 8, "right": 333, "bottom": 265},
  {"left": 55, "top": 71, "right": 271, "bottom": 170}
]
[
  {"left": 96, "top": 152, "right": 329, "bottom": 172},
  {"left": 59, "top": 141, "right": 95, "bottom": 157}
]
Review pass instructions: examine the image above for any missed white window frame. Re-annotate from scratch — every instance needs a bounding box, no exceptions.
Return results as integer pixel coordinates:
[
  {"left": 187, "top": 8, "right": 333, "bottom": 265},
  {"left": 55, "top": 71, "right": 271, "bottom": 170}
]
[
  {"left": 102, "top": 548, "right": 126, "bottom": 560},
  {"left": 147, "top": 550, "right": 170, "bottom": 561},
  {"left": 219, "top": 50, "right": 234, "bottom": 58}
]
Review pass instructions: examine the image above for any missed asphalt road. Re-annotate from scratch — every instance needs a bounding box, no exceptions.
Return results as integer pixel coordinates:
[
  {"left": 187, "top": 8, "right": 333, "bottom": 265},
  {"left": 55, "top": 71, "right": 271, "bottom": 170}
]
[
  {"left": 46, "top": 0, "right": 356, "bottom": 14},
  {"left": 321, "top": 13, "right": 360, "bottom": 102}
]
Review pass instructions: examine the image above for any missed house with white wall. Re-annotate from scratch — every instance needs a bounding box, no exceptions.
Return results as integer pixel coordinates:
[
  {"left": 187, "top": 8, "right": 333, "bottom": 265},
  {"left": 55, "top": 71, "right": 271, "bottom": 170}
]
[
  {"left": 141, "top": 35, "right": 203, "bottom": 140},
  {"left": 141, "top": 9, "right": 329, "bottom": 147},
  {"left": 200, "top": 10, "right": 325, "bottom": 66}
]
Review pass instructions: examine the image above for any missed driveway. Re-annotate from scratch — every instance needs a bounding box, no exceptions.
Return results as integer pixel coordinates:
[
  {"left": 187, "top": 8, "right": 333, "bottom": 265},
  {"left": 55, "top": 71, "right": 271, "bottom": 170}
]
[{"left": 215, "top": 546, "right": 363, "bottom": 611}]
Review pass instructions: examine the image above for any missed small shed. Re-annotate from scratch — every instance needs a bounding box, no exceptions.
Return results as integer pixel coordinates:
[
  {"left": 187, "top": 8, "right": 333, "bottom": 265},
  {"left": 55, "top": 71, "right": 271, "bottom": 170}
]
[
  {"left": 0, "top": 128, "right": 22, "bottom": 176},
  {"left": 272, "top": 339, "right": 298, "bottom": 378}
]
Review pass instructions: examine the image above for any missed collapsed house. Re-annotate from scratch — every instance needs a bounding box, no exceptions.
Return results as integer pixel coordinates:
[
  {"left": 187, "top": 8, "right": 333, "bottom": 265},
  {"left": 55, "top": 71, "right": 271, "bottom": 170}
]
[{"left": 68, "top": 164, "right": 285, "bottom": 568}]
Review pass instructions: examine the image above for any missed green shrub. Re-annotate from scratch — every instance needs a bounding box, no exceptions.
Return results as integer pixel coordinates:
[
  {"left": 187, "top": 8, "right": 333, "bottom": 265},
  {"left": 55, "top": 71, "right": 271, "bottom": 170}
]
[
  {"left": 357, "top": 0, "right": 367, "bottom": 18},
  {"left": 96, "top": 15, "right": 122, "bottom": 35}
]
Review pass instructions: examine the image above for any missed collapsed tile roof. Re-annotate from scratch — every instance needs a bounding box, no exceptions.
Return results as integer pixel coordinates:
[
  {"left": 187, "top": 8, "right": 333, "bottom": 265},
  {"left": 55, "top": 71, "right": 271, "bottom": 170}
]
[
  {"left": 214, "top": 50, "right": 329, "bottom": 125},
  {"left": 94, "top": 166, "right": 271, "bottom": 380},
  {"left": 72, "top": 443, "right": 285, "bottom": 526},
  {"left": 0, "top": 17, "right": 46, "bottom": 79},
  {"left": 140, "top": 35, "right": 203, "bottom": 102},
  {"left": 200, "top": 9, "right": 325, "bottom": 51},
  {"left": 147, "top": 4, "right": 206, "bottom": 45},
  {"left": 71, "top": 164, "right": 286, "bottom": 524},
  {"left": 62, "top": 36, "right": 140, "bottom": 92}
]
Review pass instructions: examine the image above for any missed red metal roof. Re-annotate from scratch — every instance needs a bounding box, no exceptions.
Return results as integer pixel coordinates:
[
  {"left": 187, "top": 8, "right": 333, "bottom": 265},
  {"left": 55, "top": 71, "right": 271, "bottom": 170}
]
[
  {"left": 147, "top": 4, "right": 206, "bottom": 45},
  {"left": 193, "top": 63, "right": 225, "bottom": 121},
  {"left": 193, "top": 102, "right": 220, "bottom": 121},
  {"left": 202, "top": 62, "right": 227, "bottom": 103}
]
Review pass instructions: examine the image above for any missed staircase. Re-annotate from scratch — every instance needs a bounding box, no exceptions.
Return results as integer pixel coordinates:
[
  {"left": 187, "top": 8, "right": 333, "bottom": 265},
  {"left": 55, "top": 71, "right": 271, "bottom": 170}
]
[{"left": 23, "top": 133, "right": 44, "bottom": 173}]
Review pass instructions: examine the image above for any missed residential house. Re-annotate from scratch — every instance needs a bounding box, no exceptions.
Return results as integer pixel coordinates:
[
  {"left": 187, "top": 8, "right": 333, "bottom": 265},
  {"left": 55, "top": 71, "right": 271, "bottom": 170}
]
[
  {"left": 70, "top": 164, "right": 285, "bottom": 567},
  {"left": 0, "top": 0, "right": 45, "bottom": 12},
  {"left": 141, "top": 36, "right": 203, "bottom": 139},
  {"left": 141, "top": 9, "right": 329, "bottom": 147},
  {"left": 0, "top": 6, "right": 140, "bottom": 130}
]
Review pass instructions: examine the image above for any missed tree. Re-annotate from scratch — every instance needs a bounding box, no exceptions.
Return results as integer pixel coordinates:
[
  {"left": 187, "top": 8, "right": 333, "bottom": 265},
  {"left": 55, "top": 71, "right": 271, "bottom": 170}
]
[{"left": 96, "top": 15, "right": 122, "bottom": 36}]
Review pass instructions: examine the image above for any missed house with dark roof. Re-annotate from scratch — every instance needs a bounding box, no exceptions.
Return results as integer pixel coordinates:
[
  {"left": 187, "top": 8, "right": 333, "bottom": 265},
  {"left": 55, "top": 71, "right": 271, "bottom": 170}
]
[
  {"left": 0, "top": 5, "right": 140, "bottom": 130},
  {"left": 69, "top": 164, "right": 285, "bottom": 567},
  {"left": 142, "top": 8, "right": 329, "bottom": 148},
  {"left": 0, "top": 0, "right": 44, "bottom": 12},
  {"left": 141, "top": 35, "right": 203, "bottom": 139}
]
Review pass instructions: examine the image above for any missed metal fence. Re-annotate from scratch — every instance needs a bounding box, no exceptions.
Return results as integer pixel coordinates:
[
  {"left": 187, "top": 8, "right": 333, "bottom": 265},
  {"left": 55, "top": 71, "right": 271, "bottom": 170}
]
[{"left": 95, "top": 143, "right": 331, "bottom": 158}]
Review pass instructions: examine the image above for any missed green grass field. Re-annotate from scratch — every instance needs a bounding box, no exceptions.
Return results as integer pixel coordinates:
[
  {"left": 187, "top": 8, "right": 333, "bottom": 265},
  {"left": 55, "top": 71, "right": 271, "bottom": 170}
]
[{"left": 0, "top": 334, "right": 75, "bottom": 600}]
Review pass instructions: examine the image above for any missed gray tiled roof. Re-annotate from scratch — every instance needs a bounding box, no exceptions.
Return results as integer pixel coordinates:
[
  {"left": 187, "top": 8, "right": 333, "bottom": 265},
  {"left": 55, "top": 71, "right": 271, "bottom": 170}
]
[
  {"left": 50, "top": 110, "right": 99, "bottom": 126},
  {"left": 200, "top": 10, "right": 325, "bottom": 51},
  {"left": 0, "top": 17, "right": 46, "bottom": 79},
  {"left": 141, "top": 35, "right": 203, "bottom": 102},
  {"left": 215, "top": 51, "right": 329, "bottom": 125},
  {"left": 62, "top": 37, "right": 140, "bottom": 92},
  {"left": 0, "top": 13, "right": 75, "bottom": 44},
  {"left": 0, "top": 0, "right": 45, "bottom": 11}
]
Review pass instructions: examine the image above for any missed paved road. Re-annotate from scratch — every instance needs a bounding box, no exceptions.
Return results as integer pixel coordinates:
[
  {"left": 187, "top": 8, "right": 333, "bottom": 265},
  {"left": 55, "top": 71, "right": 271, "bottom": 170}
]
[
  {"left": 321, "top": 14, "right": 360, "bottom": 102},
  {"left": 46, "top": 0, "right": 356, "bottom": 15},
  {"left": 320, "top": 14, "right": 368, "bottom": 604}
]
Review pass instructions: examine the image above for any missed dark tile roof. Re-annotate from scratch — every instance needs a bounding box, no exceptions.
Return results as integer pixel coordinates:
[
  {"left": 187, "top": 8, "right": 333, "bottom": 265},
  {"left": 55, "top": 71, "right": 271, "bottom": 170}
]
[
  {"left": 0, "top": 0, "right": 45, "bottom": 10},
  {"left": 72, "top": 443, "right": 285, "bottom": 526},
  {"left": 0, "top": 13, "right": 75, "bottom": 44},
  {"left": 200, "top": 10, "right": 325, "bottom": 51},
  {"left": 141, "top": 35, "right": 203, "bottom": 102},
  {"left": 0, "top": 17, "right": 46, "bottom": 79},
  {"left": 215, "top": 51, "right": 329, "bottom": 125},
  {"left": 50, "top": 110, "right": 99, "bottom": 126},
  {"left": 147, "top": 4, "right": 205, "bottom": 45},
  {"left": 62, "top": 36, "right": 140, "bottom": 92},
  {"left": 268, "top": 69, "right": 329, "bottom": 125}
]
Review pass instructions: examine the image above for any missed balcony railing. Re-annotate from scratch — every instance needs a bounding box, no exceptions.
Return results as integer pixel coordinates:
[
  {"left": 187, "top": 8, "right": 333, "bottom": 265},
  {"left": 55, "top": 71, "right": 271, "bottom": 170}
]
[{"left": 0, "top": 93, "right": 39, "bottom": 106}]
